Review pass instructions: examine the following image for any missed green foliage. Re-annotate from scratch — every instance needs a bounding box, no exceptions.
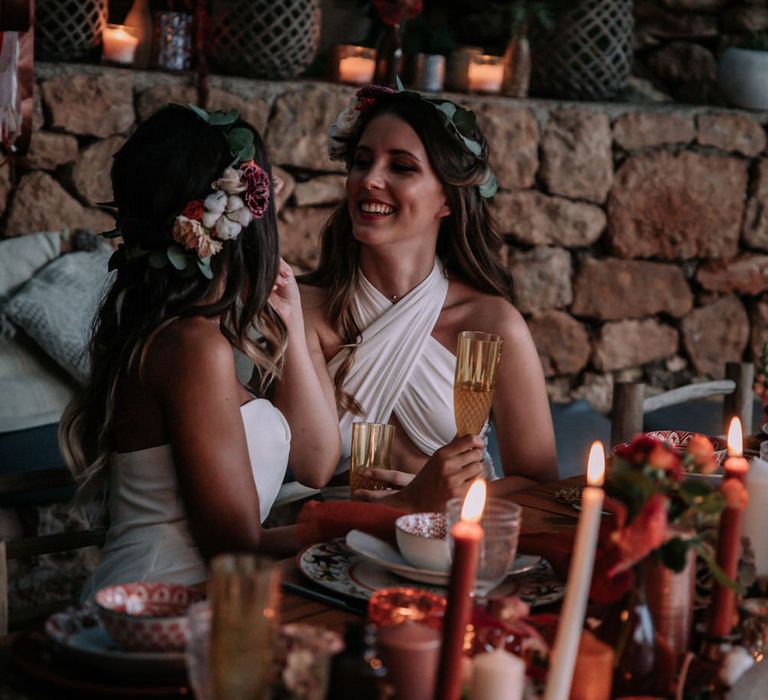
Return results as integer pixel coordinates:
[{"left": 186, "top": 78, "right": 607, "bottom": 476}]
[
  {"left": 506, "top": 0, "right": 557, "bottom": 37},
  {"left": 739, "top": 31, "right": 768, "bottom": 52}
]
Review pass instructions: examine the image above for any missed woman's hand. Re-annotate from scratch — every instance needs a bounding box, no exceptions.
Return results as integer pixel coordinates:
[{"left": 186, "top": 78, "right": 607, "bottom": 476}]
[
  {"left": 268, "top": 259, "right": 303, "bottom": 332},
  {"left": 356, "top": 435, "right": 485, "bottom": 512}
]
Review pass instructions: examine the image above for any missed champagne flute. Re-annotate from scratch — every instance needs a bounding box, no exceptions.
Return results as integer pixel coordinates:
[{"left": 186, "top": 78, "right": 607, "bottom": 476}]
[
  {"left": 350, "top": 421, "right": 395, "bottom": 498},
  {"left": 209, "top": 553, "right": 282, "bottom": 700},
  {"left": 453, "top": 331, "right": 503, "bottom": 437}
]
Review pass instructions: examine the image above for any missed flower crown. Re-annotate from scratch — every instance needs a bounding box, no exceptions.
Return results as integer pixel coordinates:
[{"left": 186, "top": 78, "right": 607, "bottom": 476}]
[
  {"left": 328, "top": 80, "right": 498, "bottom": 199},
  {"left": 107, "top": 105, "right": 270, "bottom": 279}
]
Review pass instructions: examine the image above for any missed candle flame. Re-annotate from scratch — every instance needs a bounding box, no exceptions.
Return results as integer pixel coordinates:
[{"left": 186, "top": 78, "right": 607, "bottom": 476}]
[
  {"left": 461, "top": 478, "right": 487, "bottom": 522},
  {"left": 727, "top": 417, "right": 743, "bottom": 457},
  {"left": 587, "top": 441, "right": 605, "bottom": 487}
]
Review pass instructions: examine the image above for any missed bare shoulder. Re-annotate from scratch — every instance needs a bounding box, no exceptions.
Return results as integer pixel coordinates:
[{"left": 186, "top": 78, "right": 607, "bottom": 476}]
[
  {"left": 444, "top": 281, "right": 529, "bottom": 341},
  {"left": 144, "top": 317, "right": 235, "bottom": 389},
  {"left": 298, "top": 281, "right": 328, "bottom": 312}
]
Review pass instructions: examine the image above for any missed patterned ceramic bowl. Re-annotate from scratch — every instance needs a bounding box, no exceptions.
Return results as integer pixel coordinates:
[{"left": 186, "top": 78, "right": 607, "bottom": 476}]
[
  {"left": 614, "top": 430, "right": 728, "bottom": 470},
  {"left": 95, "top": 582, "right": 206, "bottom": 652},
  {"left": 395, "top": 512, "right": 449, "bottom": 572}
]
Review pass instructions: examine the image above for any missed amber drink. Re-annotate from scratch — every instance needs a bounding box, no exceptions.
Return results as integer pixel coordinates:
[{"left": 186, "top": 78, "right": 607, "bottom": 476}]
[
  {"left": 454, "top": 331, "right": 503, "bottom": 437},
  {"left": 350, "top": 422, "right": 395, "bottom": 496}
]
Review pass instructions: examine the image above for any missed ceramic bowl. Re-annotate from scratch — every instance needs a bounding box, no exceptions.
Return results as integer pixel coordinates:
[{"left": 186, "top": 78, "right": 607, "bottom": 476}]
[
  {"left": 395, "top": 512, "right": 449, "bottom": 573},
  {"left": 614, "top": 430, "right": 728, "bottom": 469},
  {"left": 95, "top": 581, "right": 206, "bottom": 652}
]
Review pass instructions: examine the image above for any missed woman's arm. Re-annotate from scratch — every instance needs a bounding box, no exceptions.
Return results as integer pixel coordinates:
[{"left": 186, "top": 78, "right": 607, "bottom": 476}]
[
  {"left": 268, "top": 262, "right": 341, "bottom": 488},
  {"left": 488, "top": 302, "right": 558, "bottom": 488},
  {"left": 146, "top": 320, "right": 267, "bottom": 559}
]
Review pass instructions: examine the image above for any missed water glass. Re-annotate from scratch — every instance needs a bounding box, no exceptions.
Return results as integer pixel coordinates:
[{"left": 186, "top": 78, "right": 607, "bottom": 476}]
[
  {"left": 350, "top": 422, "right": 395, "bottom": 496},
  {"left": 186, "top": 600, "right": 213, "bottom": 700},
  {"left": 453, "top": 331, "right": 503, "bottom": 437},
  {"left": 209, "top": 553, "right": 282, "bottom": 700},
  {"left": 446, "top": 497, "right": 521, "bottom": 597}
]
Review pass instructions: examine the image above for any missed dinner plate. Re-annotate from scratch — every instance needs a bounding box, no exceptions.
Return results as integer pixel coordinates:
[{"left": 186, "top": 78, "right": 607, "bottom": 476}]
[
  {"left": 45, "top": 605, "right": 186, "bottom": 678},
  {"left": 297, "top": 538, "right": 564, "bottom": 607},
  {"left": 345, "top": 530, "right": 541, "bottom": 586}
]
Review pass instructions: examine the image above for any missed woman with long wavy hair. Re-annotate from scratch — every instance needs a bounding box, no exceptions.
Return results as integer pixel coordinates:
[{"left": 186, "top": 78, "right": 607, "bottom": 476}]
[
  {"left": 60, "top": 105, "right": 340, "bottom": 594},
  {"left": 300, "top": 87, "right": 556, "bottom": 511}
]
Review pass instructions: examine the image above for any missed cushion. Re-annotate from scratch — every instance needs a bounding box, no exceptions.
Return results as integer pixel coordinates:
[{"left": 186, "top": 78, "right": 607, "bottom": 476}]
[
  {"left": 3, "top": 248, "right": 113, "bottom": 384},
  {"left": 0, "top": 231, "right": 62, "bottom": 301},
  {"left": 550, "top": 400, "right": 611, "bottom": 478}
]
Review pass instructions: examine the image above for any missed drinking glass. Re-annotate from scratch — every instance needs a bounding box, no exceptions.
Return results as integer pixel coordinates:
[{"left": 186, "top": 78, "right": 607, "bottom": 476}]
[
  {"left": 209, "top": 553, "right": 282, "bottom": 700},
  {"left": 446, "top": 497, "right": 522, "bottom": 597},
  {"left": 350, "top": 422, "right": 395, "bottom": 496},
  {"left": 185, "top": 600, "right": 213, "bottom": 700},
  {"left": 453, "top": 331, "right": 503, "bottom": 437}
]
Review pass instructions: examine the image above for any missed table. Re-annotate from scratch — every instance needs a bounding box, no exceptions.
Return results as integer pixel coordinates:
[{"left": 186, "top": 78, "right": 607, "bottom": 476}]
[{"left": 0, "top": 477, "right": 582, "bottom": 698}]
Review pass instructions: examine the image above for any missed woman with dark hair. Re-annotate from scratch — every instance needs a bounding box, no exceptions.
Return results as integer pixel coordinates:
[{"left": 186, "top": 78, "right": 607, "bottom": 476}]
[
  {"left": 60, "top": 105, "right": 340, "bottom": 593},
  {"left": 301, "top": 87, "right": 557, "bottom": 510}
]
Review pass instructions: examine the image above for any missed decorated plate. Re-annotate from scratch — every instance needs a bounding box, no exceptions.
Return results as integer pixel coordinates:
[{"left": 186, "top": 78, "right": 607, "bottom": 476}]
[
  {"left": 297, "top": 538, "right": 564, "bottom": 607},
  {"left": 345, "top": 530, "right": 541, "bottom": 586},
  {"left": 45, "top": 605, "right": 186, "bottom": 678}
]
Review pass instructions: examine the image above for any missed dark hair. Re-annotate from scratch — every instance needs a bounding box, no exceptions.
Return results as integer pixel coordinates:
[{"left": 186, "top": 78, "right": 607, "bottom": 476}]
[
  {"left": 302, "top": 93, "right": 511, "bottom": 412},
  {"left": 60, "top": 104, "right": 285, "bottom": 497}
]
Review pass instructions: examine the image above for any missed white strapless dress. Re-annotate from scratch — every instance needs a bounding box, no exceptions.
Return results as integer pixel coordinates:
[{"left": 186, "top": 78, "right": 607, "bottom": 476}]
[{"left": 82, "top": 398, "right": 290, "bottom": 598}]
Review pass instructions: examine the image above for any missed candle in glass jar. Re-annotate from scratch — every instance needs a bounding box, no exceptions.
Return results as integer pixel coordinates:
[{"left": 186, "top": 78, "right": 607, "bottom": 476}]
[
  {"left": 339, "top": 55, "right": 376, "bottom": 85},
  {"left": 468, "top": 56, "right": 503, "bottom": 94},
  {"left": 435, "top": 478, "right": 486, "bottom": 700},
  {"left": 103, "top": 24, "right": 139, "bottom": 65},
  {"left": 543, "top": 442, "right": 605, "bottom": 700}
]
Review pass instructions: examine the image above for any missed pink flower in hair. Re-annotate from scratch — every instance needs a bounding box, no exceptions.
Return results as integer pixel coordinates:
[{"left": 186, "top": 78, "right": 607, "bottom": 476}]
[{"left": 240, "top": 161, "right": 271, "bottom": 219}]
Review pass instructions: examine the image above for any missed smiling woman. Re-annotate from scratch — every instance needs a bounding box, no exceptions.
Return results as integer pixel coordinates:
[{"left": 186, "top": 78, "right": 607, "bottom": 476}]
[{"left": 299, "top": 86, "right": 557, "bottom": 511}]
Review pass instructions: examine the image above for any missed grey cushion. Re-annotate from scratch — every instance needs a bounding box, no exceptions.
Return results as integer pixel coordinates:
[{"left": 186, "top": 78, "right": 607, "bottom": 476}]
[{"left": 4, "top": 248, "right": 113, "bottom": 384}]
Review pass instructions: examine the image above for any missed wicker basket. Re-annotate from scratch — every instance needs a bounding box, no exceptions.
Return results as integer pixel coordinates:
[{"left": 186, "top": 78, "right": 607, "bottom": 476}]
[
  {"left": 35, "top": 0, "right": 107, "bottom": 61},
  {"left": 531, "top": 0, "right": 634, "bottom": 100},
  {"left": 208, "top": 0, "right": 321, "bottom": 80}
]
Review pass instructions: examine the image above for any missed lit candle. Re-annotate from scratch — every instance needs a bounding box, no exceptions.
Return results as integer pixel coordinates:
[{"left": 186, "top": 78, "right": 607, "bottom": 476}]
[
  {"left": 339, "top": 55, "right": 376, "bottom": 85},
  {"left": 710, "top": 417, "right": 750, "bottom": 637},
  {"left": 103, "top": 24, "right": 139, "bottom": 65},
  {"left": 468, "top": 56, "right": 503, "bottom": 94},
  {"left": 469, "top": 648, "right": 525, "bottom": 700},
  {"left": 435, "top": 478, "right": 486, "bottom": 700},
  {"left": 543, "top": 442, "right": 605, "bottom": 700}
]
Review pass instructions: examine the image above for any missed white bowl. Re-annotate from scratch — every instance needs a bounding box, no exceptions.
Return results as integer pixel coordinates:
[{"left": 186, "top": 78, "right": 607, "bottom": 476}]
[{"left": 395, "top": 513, "right": 449, "bottom": 573}]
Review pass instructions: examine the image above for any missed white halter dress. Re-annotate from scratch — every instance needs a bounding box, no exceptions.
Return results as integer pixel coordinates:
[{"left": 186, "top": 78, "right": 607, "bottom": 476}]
[
  {"left": 82, "top": 398, "right": 290, "bottom": 598},
  {"left": 328, "top": 262, "right": 462, "bottom": 474}
]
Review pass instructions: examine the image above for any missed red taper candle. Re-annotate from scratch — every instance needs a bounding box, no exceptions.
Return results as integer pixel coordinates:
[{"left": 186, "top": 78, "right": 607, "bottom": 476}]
[
  {"left": 435, "top": 479, "right": 487, "bottom": 700},
  {"left": 709, "top": 418, "right": 750, "bottom": 637}
]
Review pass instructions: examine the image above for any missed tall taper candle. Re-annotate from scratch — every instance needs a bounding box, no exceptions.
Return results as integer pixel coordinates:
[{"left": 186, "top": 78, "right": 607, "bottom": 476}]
[
  {"left": 710, "top": 417, "right": 749, "bottom": 637},
  {"left": 543, "top": 442, "right": 605, "bottom": 700},
  {"left": 435, "top": 479, "right": 487, "bottom": 700}
]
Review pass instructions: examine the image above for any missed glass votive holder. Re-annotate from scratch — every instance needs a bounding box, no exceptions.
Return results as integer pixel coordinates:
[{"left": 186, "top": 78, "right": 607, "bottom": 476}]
[
  {"left": 467, "top": 54, "right": 504, "bottom": 95},
  {"left": 446, "top": 46, "right": 483, "bottom": 92},
  {"left": 102, "top": 24, "right": 138, "bottom": 65},
  {"left": 740, "top": 598, "right": 768, "bottom": 661},
  {"left": 185, "top": 600, "right": 213, "bottom": 700},
  {"left": 367, "top": 587, "right": 446, "bottom": 630},
  {"left": 332, "top": 44, "right": 376, "bottom": 86},
  {"left": 154, "top": 10, "right": 194, "bottom": 71},
  {"left": 411, "top": 53, "right": 445, "bottom": 92}
]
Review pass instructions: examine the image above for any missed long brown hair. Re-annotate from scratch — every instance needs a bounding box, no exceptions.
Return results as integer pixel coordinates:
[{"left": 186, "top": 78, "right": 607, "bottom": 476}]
[
  {"left": 302, "top": 94, "right": 511, "bottom": 412},
  {"left": 60, "top": 105, "right": 285, "bottom": 500}
]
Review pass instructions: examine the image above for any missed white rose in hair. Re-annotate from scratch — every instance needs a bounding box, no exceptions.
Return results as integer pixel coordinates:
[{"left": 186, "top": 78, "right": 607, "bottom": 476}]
[
  {"left": 203, "top": 191, "right": 227, "bottom": 228},
  {"left": 213, "top": 167, "right": 246, "bottom": 194}
]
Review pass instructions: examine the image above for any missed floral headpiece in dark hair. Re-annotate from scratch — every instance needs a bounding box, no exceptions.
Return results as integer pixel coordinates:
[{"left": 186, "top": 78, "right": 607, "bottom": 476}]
[
  {"left": 327, "top": 81, "right": 498, "bottom": 199},
  {"left": 106, "top": 105, "right": 271, "bottom": 279}
]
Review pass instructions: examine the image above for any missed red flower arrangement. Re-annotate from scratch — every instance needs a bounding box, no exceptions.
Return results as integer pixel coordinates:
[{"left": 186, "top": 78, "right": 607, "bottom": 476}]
[
  {"left": 372, "top": 0, "right": 423, "bottom": 26},
  {"left": 181, "top": 199, "right": 204, "bottom": 221},
  {"left": 239, "top": 161, "right": 270, "bottom": 219}
]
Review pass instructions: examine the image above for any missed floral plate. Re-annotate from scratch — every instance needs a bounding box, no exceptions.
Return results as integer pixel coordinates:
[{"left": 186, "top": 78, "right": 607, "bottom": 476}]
[
  {"left": 45, "top": 604, "right": 186, "bottom": 678},
  {"left": 297, "top": 538, "right": 564, "bottom": 607}
]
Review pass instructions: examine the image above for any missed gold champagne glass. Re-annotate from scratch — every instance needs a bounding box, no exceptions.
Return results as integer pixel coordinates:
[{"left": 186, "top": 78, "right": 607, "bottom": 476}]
[
  {"left": 209, "top": 553, "right": 281, "bottom": 700},
  {"left": 350, "top": 421, "right": 395, "bottom": 497},
  {"left": 454, "top": 331, "right": 503, "bottom": 436}
]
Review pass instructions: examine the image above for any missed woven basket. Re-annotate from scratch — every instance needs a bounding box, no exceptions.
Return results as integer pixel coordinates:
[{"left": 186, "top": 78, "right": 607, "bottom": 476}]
[
  {"left": 531, "top": 0, "right": 634, "bottom": 100},
  {"left": 208, "top": 0, "right": 321, "bottom": 79},
  {"left": 35, "top": 0, "right": 107, "bottom": 61}
]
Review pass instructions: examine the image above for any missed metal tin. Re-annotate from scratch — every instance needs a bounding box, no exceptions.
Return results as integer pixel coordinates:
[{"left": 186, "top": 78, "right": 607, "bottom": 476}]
[{"left": 411, "top": 53, "right": 445, "bottom": 93}]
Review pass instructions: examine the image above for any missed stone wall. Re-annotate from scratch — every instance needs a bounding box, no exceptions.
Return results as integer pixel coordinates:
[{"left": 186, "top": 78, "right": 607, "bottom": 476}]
[
  {"left": 3, "top": 63, "right": 768, "bottom": 412},
  {"left": 634, "top": 0, "right": 768, "bottom": 104}
]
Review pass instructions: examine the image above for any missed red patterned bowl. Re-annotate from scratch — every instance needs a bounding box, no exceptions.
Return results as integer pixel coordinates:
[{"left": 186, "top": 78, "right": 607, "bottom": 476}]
[
  {"left": 613, "top": 430, "right": 728, "bottom": 470},
  {"left": 95, "top": 582, "right": 206, "bottom": 652}
]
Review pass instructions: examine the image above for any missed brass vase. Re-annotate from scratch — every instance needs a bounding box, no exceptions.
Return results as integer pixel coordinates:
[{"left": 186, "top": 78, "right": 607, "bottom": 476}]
[{"left": 501, "top": 35, "right": 530, "bottom": 98}]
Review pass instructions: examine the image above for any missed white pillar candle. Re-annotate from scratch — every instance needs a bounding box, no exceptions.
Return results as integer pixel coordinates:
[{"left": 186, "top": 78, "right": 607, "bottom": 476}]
[
  {"left": 543, "top": 442, "right": 606, "bottom": 700},
  {"left": 743, "top": 456, "right": 768, "bottom": 577},
  {"left": 103, "top": 25, "right": 139, "bottom": 65},
  {"left": 339, "top": 55, "right": 376, "bottom": 85},
  {"left": 468, "top": 57, "right": 503, "bottom": 94},
  {"left": 469, "top": 648, "right": 525, "bottom": 700}
]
